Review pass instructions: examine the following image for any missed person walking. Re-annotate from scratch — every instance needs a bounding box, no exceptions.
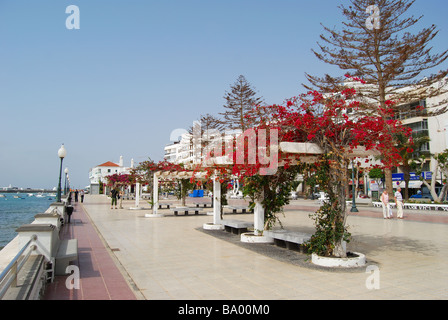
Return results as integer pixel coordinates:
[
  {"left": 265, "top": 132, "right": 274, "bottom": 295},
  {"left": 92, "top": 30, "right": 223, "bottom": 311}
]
[
  {"left": 80, "top": 189, "right": 84, "bottom": 203},
  {"left": 74, "top": 189, "right": 79, "bottom": 202},
  {"left": 380, "top": 189, "right": 393, "bottom": 219},
  {"left": 395, "top": 187, "right": 404, "bottom": 219},
  {"left": 110, "top": 187, "right": 119, "bottom": 209}
]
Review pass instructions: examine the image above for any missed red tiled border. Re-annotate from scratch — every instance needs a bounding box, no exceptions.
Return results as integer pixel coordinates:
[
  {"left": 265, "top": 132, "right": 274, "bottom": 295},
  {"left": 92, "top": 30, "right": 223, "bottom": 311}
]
[{"left": 43, "top": 202, "right": 137, "bottom": 300}]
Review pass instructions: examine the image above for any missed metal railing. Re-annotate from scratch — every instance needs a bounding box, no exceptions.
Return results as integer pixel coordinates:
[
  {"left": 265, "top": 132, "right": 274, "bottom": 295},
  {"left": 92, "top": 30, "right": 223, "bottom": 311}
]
[{"left": 0, "top": 235, "right": 37, "bottom": 299}]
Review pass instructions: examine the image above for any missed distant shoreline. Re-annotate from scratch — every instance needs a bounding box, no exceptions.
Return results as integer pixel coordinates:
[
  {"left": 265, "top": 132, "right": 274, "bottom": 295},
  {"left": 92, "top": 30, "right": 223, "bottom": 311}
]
[{"left": 1, "top": 189, "right": 56, "bottom": 193}]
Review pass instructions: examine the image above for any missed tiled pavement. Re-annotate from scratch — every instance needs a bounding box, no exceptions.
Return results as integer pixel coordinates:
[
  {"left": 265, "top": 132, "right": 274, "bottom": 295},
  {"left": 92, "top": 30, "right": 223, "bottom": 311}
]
[
  {"left": 43, "top": 200, "right": 139, "bottom": 300},
  {"left": 44, "top": 195, "right": 448, "bottom": 300}
]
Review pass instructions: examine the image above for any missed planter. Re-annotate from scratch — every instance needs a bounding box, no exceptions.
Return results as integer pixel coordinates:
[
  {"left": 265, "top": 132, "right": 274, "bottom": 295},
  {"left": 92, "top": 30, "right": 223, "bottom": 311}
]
[
  {"left": 311, "top": 252, "right": 366, "bottom": 268},
  {"left": 203, "top": 222, "right": 224, "bottom": 230},
  {"left": 145, "top": 213, "right": 165, "bottom": 218},
  {"left": 240, "top": 232, "right": 274, "bottom": 244}
]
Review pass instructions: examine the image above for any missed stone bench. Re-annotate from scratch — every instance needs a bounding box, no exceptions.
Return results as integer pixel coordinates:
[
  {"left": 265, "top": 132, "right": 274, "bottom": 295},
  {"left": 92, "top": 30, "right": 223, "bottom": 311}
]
[
  {"left": 55, "top": 239, "right": 78, "bottom": 276},
  {"left": 158, "top": 203, "right": 173, "bottom": 209},
  {"left": 346, "top": 199, "right": 372, "bottom": 206},
  {"left": 193, "top": 202, "right": 213, "bottom": 208},
  {"left": 222, "top": 219, "right": 254, "bottom": 234},
  {"left": 264, "top": 230, "right": 311, "bottom": 252},
  {"left": 225, "top": 206, "right": 253, "bottom": 214},
  {"left": 171, "top": 207, "right": 204, "bottom": 216}
]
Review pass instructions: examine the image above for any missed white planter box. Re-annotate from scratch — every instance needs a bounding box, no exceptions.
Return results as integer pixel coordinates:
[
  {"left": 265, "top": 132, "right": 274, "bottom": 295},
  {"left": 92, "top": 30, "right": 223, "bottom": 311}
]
[{"left": 311, "top": 252, "right": 366, "bottom": 268}]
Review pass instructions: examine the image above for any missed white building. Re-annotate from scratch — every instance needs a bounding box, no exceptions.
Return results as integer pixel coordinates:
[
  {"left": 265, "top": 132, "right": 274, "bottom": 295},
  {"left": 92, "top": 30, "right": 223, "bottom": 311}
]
[
  {"left": 164, "top": 128, "right": 241, "bottom": 166},
  {"left": 88, "top": 156, "right": 134, "bottom": 194}
]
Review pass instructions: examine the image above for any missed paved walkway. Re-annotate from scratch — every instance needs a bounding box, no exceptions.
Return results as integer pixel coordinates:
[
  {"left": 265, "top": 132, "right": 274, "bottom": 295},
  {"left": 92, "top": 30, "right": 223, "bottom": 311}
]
[
  {"left": 45, "top": 195, "right": 448, "bottom": 300},
  {"left": 43, "top": 201, "right": 140, "bottom": 300}
]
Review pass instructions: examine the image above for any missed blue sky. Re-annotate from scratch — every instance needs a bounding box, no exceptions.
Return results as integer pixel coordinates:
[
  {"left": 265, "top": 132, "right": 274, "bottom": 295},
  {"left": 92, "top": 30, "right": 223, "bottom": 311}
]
[{"left": 0, "top": 0, "right": 447, "bottom": 189}]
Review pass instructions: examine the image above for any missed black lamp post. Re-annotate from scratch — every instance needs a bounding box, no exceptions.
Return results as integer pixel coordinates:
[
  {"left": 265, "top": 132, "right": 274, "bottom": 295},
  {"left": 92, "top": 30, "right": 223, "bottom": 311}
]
[
  {"left": 350, "top": 159, "right": 359, "bottom": 212},
  {"left": 56, "top": 144, "right": 67, "bottom": 202}
]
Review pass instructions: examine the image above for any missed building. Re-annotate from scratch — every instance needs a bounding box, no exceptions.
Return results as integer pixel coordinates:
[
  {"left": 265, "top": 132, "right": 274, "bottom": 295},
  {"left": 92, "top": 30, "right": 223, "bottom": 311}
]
[
  {"left": 88, "top": 156, "right": 134, "bottom": 194},
  {"left": 164, "top": 128, "right": 241, "bottom": 166}
]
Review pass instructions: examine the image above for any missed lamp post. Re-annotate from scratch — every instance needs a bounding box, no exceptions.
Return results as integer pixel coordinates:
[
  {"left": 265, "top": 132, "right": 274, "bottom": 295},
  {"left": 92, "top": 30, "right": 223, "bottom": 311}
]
[
  {"left": 56, "top": 144, "right": 67, "bottom": 202},
  {"left": 64, "top": 168, "right": 69, "bottom": 195},
  {"left": 350, "top": 159, "right": 359, "bottom": 212}
]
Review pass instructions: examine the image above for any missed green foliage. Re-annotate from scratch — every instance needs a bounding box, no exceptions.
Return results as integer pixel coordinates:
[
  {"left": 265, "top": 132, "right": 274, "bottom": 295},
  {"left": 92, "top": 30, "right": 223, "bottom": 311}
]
[
  {"left": 304, "top": 156, "right": 351, "bottom": 257},
  {"left": 368, "top": 168, "right": 384, "bottom": 180},
  {"left": 242, "top": 166, "right": 299, "bottom": 230},
  {"left": 306, "top": 201, "right": 351, "bottom": 257},
  {"left": 174, "top": 179, "right": 195, "bottom": 201}
]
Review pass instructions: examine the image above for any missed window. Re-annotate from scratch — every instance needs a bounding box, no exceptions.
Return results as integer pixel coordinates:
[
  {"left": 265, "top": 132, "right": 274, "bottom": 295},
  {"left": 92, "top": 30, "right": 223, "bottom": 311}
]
[{"left": 395, "top": 99, "right": 427, "bottom": 120}]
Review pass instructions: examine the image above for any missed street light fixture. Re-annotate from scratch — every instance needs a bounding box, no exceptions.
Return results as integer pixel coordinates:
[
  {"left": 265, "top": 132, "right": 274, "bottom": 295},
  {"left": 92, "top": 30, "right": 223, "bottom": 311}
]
[{"left": 56, "top": 144, "right": 67, "bottom": 202}]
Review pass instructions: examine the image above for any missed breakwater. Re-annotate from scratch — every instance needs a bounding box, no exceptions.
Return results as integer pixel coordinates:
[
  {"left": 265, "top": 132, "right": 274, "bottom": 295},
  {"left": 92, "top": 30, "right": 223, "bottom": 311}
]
[{"left": 1, "top": 190, "right": 56, "bottom": 194}]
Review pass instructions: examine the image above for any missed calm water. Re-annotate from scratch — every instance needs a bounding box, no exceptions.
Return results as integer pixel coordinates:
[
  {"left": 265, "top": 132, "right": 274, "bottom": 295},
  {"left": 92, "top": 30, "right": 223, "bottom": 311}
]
[{"left": 0, "top": 193, "right": 55, "bottom": 249}]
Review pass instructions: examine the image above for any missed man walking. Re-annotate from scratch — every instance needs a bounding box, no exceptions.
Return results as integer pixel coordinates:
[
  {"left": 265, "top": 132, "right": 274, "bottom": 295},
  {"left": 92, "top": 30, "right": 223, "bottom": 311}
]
[{"left": 394, "top": 187, "right": 404, "bottom": 219}]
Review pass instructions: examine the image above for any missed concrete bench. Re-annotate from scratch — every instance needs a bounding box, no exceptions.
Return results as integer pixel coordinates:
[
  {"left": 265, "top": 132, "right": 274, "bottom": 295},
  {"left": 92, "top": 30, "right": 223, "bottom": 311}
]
[
  {"left": 346, "top": 198, "right": 372, "bottom": 206},
  {"left": 158, "top": 203, "right": 173, "bottom": 209},
  {"left": 171, "top": 207, "right": 204, "bottom": 216},
  {"left": 55, "top": 239, "right": 78, "bottom": 276},
  {"left": 222, "top": 219, "right": 254, "bottom": 234},
  {"left": 264, "top": 230, "right": 311, "bottom": 252},
  {"left": 226, "top": 206, "right": 253, "bottom": 214},
  {"left": 193, "top": 202, "right": 213, "bottom": 208}
]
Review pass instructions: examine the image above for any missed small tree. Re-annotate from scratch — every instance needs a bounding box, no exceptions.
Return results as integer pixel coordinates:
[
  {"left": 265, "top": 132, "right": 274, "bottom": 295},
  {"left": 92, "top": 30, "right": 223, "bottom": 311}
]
[{"left": 220, "top": 75, "right": 264, "bottom": 132}]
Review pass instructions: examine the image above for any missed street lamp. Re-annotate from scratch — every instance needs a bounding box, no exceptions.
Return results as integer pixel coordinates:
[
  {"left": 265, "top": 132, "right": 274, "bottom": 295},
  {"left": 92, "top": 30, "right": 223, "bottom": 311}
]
[
  {"left": 56, "top": 144, "right": 67, "bottom": 202},
  {"left": 64, "top": 167, "right": 69, "bottom": 195}
]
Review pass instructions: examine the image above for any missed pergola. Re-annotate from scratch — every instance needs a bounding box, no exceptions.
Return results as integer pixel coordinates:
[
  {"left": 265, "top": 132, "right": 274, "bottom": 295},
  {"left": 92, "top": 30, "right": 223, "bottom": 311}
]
[{"left": 145, "top": 141, "right": 378, "bottom": 237}]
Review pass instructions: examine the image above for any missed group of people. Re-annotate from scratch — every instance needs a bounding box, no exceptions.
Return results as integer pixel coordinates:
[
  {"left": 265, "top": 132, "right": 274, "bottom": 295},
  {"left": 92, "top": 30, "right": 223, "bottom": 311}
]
[
  {"left": 73, "top": 189, "right": 85, "bottom": 203},
  {"left": 380, "top": 187, "right": 404, "bottom": 219}
]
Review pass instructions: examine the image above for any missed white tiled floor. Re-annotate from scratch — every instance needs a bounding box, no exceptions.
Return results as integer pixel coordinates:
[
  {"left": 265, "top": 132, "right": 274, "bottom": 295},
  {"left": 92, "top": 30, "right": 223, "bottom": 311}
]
[{"left": 82, "top": 195, "right": 448, "bottom": 300}]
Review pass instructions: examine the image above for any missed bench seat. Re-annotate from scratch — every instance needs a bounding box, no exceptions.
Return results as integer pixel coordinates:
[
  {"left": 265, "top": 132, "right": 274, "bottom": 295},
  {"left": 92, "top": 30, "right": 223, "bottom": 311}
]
[
  {"left": 225, "top": 206, "right": 253, "bottom": 214},
  {"left": 264, "top": 230, "right": 311, "bottom": 252},
  {"left": 222, "top": 219, "right": 254, "bottom": 234},
  {"left": 158, "top": 203, "right": 173, "bottom": 209},
  {"left": 171, "top": 207, "right": 204, "bottom": 215},
  {"left": 55, "top": 239, "right": 78, "bottom": 276}
]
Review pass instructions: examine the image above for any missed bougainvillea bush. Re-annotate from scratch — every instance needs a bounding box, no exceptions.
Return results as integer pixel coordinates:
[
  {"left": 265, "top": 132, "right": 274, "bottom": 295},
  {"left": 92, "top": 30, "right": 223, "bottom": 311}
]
[{"left": 228, "top": 86, "right": 411, "bottom": 257}]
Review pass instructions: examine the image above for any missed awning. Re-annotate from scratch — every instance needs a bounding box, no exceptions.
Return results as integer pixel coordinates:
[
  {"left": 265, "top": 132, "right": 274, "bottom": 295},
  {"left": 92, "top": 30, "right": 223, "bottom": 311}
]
[{"left": 394, "top": 181, "right": 423, "bottom": 189}]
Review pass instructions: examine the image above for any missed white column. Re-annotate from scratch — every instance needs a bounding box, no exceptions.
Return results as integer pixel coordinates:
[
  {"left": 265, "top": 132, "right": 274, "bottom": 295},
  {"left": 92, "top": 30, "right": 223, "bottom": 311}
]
[
  {"left": 213, "top": 175, "right": 221, "bottom": 225},
  {"left": 153, "top": 172, "right": 159, "bottom": 215},
  {"left": 135, "top": 183, "right": 140, "bottom": 208},
  {"left": 254, "top": 192, "right": 264, "bottom": 236}
]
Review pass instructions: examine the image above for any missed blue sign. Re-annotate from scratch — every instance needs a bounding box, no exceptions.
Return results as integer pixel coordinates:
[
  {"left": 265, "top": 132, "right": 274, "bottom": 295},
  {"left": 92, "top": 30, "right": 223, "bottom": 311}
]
[{"left": 392, "top": 172, "right": 432, "bottom": 181}]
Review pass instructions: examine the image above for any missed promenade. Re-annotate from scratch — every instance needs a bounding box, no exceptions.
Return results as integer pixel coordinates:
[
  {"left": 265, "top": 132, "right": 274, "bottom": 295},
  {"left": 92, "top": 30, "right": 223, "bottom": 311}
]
[{"left": 45, "top": 194, "right": 448, "bottom": 300}]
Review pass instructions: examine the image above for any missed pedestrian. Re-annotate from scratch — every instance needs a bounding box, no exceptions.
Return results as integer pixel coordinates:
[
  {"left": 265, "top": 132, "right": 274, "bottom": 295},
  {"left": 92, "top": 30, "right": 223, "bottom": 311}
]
[
  {"left": 75, "top": 189, "right": 79, "bottom": 202},
  {"left": 395, "top": 187, "right": 404, "bottom": 219},
  {"left": 80, "top": 189, "right": 84, "bottom": 203},
  {"left": 119, "top": 189, "right": 124, "bottom": 209},
  {"left": 380, "top": 189, "right": 393, "bottom": 219},
  {"left": 110, "top": 187, "right": 119, "bottom": 209}
]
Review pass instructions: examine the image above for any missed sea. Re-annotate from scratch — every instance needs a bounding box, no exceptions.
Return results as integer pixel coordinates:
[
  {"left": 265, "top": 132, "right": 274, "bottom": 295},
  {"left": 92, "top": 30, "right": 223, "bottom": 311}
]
[{"left": 0, "top": 193, "right": 56, "bottom": 250}]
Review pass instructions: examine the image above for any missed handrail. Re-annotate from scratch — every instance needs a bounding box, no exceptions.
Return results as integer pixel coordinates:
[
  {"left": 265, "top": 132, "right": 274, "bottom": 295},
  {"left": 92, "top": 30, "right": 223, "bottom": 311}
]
[{"left": 0, "top": 235, "right": 37, "bottom": 299}]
